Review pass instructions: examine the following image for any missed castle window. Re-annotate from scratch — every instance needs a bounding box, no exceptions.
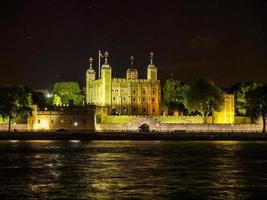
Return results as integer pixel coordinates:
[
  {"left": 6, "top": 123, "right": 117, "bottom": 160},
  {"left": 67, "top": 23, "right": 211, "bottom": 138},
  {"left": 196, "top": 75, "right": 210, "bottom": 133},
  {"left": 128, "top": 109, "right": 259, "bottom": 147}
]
[
  {"left": 143, "top": 98, "right": 145, "bottom": 102},
  {"left": 124, "top": 97, "right": 126, "bottom": 101},
  {"left": 153, "top": 90, "right": 155, "bottom": 94},
  {"left": 143, "top": 109, "right": 146, "bottom": 112},
  {"left": 38, "top": 119, "right": 40, "bottom": 124},
  {"left": 133, "top": 98, "right": 135, "bottom": 101},
  {"left": 153, "top": 109, "right": 155, "bottom": 112},
  {"left": 143, "top": 90, "right": 145, "bottom": 94},
  {"left": 133, "top": 108, "right": 136, "bottom": 112},
  {"left": 152, "top": 98, "right": 154, "bottom": 102},
  {"left": 113, "top": 97, "right": 115, "bottom": 101},
  {"left": 133, "top": 90, "right": 135, "bottom": 94},
  {"left": 51, "top": 120, "right": 54, "bottom": 124}
]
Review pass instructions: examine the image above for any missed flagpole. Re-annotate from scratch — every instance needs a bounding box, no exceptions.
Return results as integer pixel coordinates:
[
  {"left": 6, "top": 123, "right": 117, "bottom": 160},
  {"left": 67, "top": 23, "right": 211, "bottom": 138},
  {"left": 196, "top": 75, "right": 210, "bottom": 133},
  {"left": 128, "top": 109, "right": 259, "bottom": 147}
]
[{"left": 98, "top": 50, "right": 101, "bottom": 79}]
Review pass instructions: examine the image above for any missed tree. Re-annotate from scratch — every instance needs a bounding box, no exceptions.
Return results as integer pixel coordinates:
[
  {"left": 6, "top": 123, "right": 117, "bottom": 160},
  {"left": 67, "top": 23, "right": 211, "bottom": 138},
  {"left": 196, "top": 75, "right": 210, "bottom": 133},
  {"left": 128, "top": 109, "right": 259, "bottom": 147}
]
[
  {"left": 52, "top": 94, "right": 62, "bottom": 106},
  {"left": 162, "top": 79, "right": 189, "bottom": 114},
  {"left": 229, "top": 82, "right": 258, "bottom": 115},
  {"left": 0, "top": 85, "right": 32, "bottom": 132},
  {"left": 184, "top": 77, "right": 224, "bottom": 123},
  {"left": 53, "top": 82, "right": 84, "bottom": 106},
  {"left": 246, "top": 84, "right": 267, "bottom": 133}
]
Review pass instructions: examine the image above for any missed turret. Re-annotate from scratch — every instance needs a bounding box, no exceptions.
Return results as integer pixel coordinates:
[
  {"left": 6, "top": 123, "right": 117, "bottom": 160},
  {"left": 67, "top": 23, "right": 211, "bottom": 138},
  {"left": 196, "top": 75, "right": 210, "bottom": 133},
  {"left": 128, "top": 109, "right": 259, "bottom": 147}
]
[
  {"left": 147, "top": 52, "right": 157, "bottom": 80},
  {"left": 87, "top": 57, "right": 96, "bottom": 81},
  {"left": 101, "top": 51, "right": 112, "bottom": 107},
  {"left": 86, "top": 57, "right": 96, "bottom": 104},
  {"left": 126, "top": 56, "right": 138, "bottom": 80}
]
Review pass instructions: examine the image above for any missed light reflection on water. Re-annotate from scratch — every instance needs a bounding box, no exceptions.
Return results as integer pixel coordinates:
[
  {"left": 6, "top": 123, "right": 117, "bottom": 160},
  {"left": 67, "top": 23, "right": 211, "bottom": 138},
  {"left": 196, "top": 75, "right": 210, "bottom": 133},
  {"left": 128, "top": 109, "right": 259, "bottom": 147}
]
[{"left": 0, "top": 140, "right": 267, "bottom": 199}]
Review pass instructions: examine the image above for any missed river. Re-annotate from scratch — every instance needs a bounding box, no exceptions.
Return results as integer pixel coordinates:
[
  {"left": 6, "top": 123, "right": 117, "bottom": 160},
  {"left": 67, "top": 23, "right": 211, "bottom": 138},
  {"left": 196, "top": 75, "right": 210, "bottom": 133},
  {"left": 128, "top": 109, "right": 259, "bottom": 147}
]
[{"left": 0, "top": 140, "right": 267, "bottom": 199}]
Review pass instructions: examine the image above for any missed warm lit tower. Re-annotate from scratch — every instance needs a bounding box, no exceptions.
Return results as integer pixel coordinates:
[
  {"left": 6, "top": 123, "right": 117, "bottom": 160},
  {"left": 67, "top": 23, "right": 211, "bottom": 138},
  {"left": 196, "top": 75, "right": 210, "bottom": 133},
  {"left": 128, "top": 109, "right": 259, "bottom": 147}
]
[
  {"left": 101, "top": 51, "right": 112, "bottom": 107},
  {"left": 86, "top": 57, "right": 96, "bottom": 104},
  {"left": 147, "top": 51, "right": 157, "bottom": 80},
  {"left": 126, "top": 56, "right": 138, "bottom": 80}
]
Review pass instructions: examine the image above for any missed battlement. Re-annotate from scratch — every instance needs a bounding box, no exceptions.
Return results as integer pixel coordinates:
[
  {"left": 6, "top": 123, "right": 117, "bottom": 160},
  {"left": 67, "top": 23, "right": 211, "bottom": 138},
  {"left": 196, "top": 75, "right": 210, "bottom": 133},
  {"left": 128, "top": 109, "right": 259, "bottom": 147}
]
[{"left": 112, "top": 78, "right": 157, "bottom": 83}]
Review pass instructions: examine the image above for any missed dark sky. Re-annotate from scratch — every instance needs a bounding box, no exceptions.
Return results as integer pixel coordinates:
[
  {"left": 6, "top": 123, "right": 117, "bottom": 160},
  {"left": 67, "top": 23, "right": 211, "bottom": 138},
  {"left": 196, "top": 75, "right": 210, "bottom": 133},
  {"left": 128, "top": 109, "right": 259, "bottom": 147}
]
[{"left": 0, "top": 0, "right": 266, "bottom": 89}]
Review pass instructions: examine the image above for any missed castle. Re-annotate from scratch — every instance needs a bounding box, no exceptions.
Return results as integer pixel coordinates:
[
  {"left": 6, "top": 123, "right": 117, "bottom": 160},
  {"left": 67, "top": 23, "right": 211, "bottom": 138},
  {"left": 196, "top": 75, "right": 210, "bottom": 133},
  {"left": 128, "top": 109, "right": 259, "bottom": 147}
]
[
  {"left": 86, "top": 51, "right": 161, "bottom": 116},
  {"left": 25, "top": 51, "right": 238, "bottom": 132}
]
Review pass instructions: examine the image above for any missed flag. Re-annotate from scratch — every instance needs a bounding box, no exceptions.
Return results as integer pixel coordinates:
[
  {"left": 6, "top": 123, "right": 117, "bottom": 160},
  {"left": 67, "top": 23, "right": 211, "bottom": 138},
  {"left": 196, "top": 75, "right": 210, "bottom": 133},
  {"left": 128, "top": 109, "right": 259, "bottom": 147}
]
[
  {"left": 98, "top": 50, "right": 102, "bottom": 79},
  {"left": 99, "top": 50, "right": 103, "bottom": 58}
]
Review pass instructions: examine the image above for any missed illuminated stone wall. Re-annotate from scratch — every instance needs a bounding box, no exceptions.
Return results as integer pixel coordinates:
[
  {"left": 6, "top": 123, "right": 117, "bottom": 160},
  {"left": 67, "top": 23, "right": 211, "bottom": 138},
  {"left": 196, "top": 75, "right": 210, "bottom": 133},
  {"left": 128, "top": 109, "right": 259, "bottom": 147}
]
[
  {"left": 147, "top": 66, "right": 157, "bottom": 80},
  {"left": 27, "top": 105, "right": 96, "bottom": 131},
  {"left": 110, "top": 78, "right": 160, "bottom": 115},
  {"left": 86, "top": 56, "right": 160, "bottom": 116},
  {"left": 96, "top": 116, "right": 263, "bottom": 132},
  {"left": 86, "top": 79, "right": 103, "bottom": 105},
  {"left": 213, "top": 94, "right": 235, "bottom": 124},
  {"left": 155, "top": 116, "right": 209, "bottom": 123},
  {"left": 0, "top": 124, "right": 27, "bottom": 131}
]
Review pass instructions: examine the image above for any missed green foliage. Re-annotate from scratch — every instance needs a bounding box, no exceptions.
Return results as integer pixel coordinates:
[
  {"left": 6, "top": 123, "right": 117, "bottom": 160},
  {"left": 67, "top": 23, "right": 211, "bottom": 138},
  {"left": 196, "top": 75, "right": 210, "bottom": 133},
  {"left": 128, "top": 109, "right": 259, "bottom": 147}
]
[
  {"left": 53, "top": 82, "right": 84, "bottom": 106},
  {"left": 52, "top": 94, "right": 62, "bottom": 106},
  {"left": 245, "top": 84, "right": 267, "bottom": 133},
  {"left": 230, "top": 82, "right": 258, "bottom": 115},
  {"left": 162, "top": 79, "right": 189, "bottom": 114},
  {"left": 184, "top": 77, "right": 224, "bottom": 123},
  {"left": 0, "top": 85, "right": 32, "bottom": 131}
]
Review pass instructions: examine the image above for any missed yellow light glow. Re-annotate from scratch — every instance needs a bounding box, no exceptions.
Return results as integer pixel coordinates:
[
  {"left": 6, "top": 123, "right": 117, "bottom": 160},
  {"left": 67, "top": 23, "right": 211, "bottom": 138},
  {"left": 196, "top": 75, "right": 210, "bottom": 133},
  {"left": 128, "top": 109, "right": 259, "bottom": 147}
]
[
  {"left": 70, "top": 140, "right": 80, "bottom": 143},
  {"left": 9, "top": 140, "right": 19, "bottom": 143},
  {"left": 41, "top": 120, "right": 49, "bottom": 129}
]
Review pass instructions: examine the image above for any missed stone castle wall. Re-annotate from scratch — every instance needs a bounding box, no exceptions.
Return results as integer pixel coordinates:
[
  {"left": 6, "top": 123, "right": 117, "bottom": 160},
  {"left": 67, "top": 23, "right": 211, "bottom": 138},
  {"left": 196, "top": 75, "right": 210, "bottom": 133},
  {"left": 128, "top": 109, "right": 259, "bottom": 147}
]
[
  {"left": 96, "top": 122, "right": 261, "bottom": 132},
  {"left": 0, "top": 124, "right": 27, "bottom": 132},
  {"left": 96, "top": 115, "right": 264, "bottom": 132}
]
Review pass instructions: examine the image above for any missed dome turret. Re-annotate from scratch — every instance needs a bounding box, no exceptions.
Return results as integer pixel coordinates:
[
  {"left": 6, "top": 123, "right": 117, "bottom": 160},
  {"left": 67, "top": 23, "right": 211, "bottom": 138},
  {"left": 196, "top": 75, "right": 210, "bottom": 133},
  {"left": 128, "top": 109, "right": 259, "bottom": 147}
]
[
  {"left": 148, "top": 52, "right": 156, "bottom": 68},
  {"left": 147, "top": 51, "right": 157, "bottom": 80},
  {"left": 101, "top": 51, "right": 111, "bottom": 69},
  {"left": 126, "top": 56, "right": 138, "bottom": 80},
  {"left": 87, "top": 57, "right": 95, "bottom": 74}
]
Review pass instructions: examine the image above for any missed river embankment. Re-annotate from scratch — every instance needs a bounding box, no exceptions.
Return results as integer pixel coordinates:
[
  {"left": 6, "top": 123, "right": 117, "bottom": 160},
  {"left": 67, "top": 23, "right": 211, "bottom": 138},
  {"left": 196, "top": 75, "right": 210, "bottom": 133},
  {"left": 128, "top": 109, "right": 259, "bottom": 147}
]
[{"left": 0, "top": 131, "right": 266, "bottom": 141}]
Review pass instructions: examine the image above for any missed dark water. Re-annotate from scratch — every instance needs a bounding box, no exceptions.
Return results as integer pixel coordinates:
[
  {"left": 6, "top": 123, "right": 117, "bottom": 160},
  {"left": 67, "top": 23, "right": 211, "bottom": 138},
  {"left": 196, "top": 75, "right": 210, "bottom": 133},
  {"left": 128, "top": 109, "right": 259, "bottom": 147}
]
[{"left": 0, "top": 141, "right": 267, "bottom": 199}]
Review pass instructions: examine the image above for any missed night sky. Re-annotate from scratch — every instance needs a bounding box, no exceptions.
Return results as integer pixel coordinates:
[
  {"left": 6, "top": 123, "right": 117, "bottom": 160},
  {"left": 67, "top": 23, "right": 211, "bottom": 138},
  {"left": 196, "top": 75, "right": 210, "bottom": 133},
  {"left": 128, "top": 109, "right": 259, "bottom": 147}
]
[{"left": 0, "top": 0, "right": 266, "bottom": 89}]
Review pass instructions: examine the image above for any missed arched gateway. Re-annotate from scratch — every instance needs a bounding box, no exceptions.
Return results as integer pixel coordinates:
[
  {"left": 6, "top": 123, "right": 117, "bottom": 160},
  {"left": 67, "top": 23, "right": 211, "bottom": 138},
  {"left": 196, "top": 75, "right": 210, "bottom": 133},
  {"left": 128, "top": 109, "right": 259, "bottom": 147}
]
[
  {"left": 128, "top": 117, "right": 159, "bottom": 132},
  {"left": 139, "top": 123, "right": 150, "bottom": 132}
]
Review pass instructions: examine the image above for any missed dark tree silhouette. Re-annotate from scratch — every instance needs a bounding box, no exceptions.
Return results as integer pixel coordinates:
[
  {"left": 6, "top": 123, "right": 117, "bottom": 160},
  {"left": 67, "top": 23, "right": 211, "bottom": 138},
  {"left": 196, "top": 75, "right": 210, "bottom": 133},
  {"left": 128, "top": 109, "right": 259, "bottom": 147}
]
[
  {"left": 0, "top": 85, "right": 32, "bottom": 131},
  {"left": 185, "top": 77, "right": 224, "bottom": 123},
  {"left": 162, "top": 79, "right": 189, "bottom": 114},
  {"left": 246, "top": 84, "right": 267, "bottom": 133}
]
